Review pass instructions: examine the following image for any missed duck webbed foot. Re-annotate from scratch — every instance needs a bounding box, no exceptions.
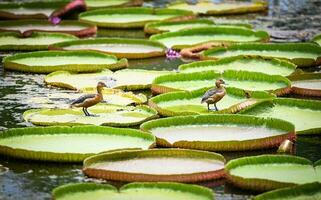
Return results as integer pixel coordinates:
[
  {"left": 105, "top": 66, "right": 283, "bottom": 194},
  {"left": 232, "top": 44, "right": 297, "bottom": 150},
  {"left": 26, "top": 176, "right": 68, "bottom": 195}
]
[{"left": 83, "top": 108, "right": 99, "bottom": 117}]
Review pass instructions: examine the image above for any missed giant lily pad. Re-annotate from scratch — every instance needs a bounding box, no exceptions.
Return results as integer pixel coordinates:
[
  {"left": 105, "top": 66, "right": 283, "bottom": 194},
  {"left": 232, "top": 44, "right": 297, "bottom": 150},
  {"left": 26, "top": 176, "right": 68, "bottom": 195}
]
[
  {"left": 85, "top": 0, "right": 143, "bottom": 9},
  {"left": 140, "top": 114, "right": 294, "bottom": 151},
  {"left": 52, "top": 182, "right": 213, "bottom": 200},
  {"left": 289, "top": 73, "right": 321, "bottom": 97},
  {"left": 144, "top": 19, "right": 252, "bottom": 35},
  {"left": 152, "top": 70, "right": 291, "bottom": 96},
  {"left": 45, "top": 69, "right": 172, "bottom": 90},
  {"left": 225, "top": 155, "right": 319, "bottom": 191},
  {"left": 23, "top": 104, "right": 158, "bottom": 127},
  {"left": 83, "top": 149, "right": 225, "bottom": 182},
  {"left": 0, "top": 126, "right": 155, "bottom": 162},
  {"left": 3, "top": 50, "right": 128, "bottom": 73},
  {"left": 0, "top": 20, "right": 96, "bottom": 38},
  {"left": 0, "top": 1, "right": 67, "bottom": 19},
  {"left": 240, "top": 98, "right": 321, "bottom": 135},
  {"left": 79, "top": 7, "right": 195, "bottom": 28},
  {"left": 150, "top": 27, "right": 269, "bottom": 49},
  {"left": 179, "top": 55, "right": 296, "bottom": 77},
  {"left": 253, "top": 182, "right": 321, "bottom": 200},
  {"left": 0, "top": 32, "right": 78, "bottom": 51},
  {"left": 148, "top": 87, "right": 274, "bottom": 116},
  {"left": 167, "top": 1, "right": 267, "bottom": 15},
  {"left": 50, "top": 38, "right": 166, "bottom": 59},
  {"left": 202, "top": 43, "right": 321, "bottom": 67},
  {"left": 312, "top": 34, "right": 321, "bottom": 46}
]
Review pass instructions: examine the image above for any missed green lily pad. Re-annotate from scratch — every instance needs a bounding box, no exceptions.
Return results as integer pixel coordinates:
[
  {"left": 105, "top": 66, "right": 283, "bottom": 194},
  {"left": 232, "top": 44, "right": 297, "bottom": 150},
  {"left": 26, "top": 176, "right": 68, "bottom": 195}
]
[
  {"left": 0, "top": 20, "right": 96, "bottom": 38},
  {"left": 150, "top": 27, "right": 269, "bottom": 49},
  {"left": 202, "top": 43, "right": 321, "bottom": 67},
  {"left": 0, "top": 126, "right": 155, "bottom": 162},
  {"left": 316, "top": 160, "right": 321, "bottom": 182},
  {"left": 83, "top": 149, "right": 225, "bottom": 182},
  {"left": 0, "top": 1, "right": 67, "bottom": 19},
  {"left": 240, "top": 98, "right": 321, "bottom": 135},
  {"left": 289, "top": 73, "right": 321, "bottom": 97},
  {"left": 50, "top": 38, "right": 166, "bottom": 59},
  {"left": 179, "top": 55, "right": 296, "bottom": 77},
  {"left": 3, "top": 50, "right": 128, "bottom": 73},
  {"left": 52, "top": 182, "right": 213, "bottom": 200},
  {"left": 144, "top": 19, "right": 251, "bottom": 35},
  {"left": 149, "top": 87, "right": 275, "bottom": 116},
  {"left": 23, "top": 104, "right": 158, "bottom": 127},
  {"left": 79, "top": 7, "right": 195, "bottom": 28},
  {"left": 86, "top": 0, "right": 143, "bottom": 9},
  {"left": 28, "top": 88, "right": 147, "bottom": 108},
  {"left": 152, "top": 70, "right": 291, "bottom": 96},
  {"left": 0, "top": 31, "right": 78, "bottom": 51},
  {"left": 225, "top": 155, "right": 319, "bottom": 191},
  {"left": 253, "top": 182, "right": 321, "bottom": 200},
  {"left": 45, "top": 69, "right": 172, "bottom": 90},
  {"left": 312, "top": 34, "right": 321, "bottom": 46},
  {"left": 167, "top": 1, "right": 267, "bottom": 15},
  {"left": 140, "top": 114, "right": 294, "bottom": 151}
]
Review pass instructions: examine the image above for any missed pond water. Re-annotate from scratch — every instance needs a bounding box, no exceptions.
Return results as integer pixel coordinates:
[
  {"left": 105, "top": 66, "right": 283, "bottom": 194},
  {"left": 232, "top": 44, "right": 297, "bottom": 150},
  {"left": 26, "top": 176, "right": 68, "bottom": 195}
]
[{"left": 1, "top": 0, "right": 321, "bottom": 199}]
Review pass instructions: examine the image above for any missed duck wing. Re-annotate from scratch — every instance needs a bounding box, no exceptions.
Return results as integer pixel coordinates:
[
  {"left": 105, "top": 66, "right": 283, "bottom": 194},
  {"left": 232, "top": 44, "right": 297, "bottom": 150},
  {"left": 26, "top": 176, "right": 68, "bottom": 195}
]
[
  {"left": 201, "top": 88, "right": 218, "bottom": 103},
  {"left": 70, "top": 94, "right": 95, "bottom": 105}
]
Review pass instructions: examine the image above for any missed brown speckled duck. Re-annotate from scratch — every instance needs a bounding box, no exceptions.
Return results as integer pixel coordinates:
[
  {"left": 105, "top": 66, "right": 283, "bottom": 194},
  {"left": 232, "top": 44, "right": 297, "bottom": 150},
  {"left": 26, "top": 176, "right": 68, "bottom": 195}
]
[
  {"left": 71, "top": 81, "right": 106, "bottom": 116},
  {"left": 201, "top": 79, "right": 227, "bottom": 111}
]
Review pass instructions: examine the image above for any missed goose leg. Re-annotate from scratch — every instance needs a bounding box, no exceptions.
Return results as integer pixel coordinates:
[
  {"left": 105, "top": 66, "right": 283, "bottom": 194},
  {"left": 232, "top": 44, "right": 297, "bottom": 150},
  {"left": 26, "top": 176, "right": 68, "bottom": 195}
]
[
  {"left": 83, "top": 107, "right": 89, "bottom": 116},
  {"left": 214, "top": 103, "right": 218, "bottom": 111},
  {"left": 207, "top": 103, "right": 210, "bottom": 111}
]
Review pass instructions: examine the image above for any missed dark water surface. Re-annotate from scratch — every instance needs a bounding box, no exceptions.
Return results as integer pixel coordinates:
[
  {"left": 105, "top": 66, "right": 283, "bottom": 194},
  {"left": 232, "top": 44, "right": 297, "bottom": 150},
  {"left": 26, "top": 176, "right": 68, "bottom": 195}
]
[{"left": 1, "top": 0, "right": 321, "bottom": 199}]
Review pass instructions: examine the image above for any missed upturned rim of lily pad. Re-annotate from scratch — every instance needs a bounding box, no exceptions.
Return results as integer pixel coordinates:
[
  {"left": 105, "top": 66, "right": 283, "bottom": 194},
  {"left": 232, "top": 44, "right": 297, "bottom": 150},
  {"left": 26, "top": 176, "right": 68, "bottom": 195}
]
[
  {"left": 0, "top": 31, "right": 78, "bottom": 51},
  {"left": 150, "top": 26, "right": 269, "bottom": 49},
  {"left": 0, "top": 0, "right": 68, "bottom": 19},
  {"left": 0, "top": 125, "right": 156, "bottom": 162},
  {"left": 0, "top": 19, "right": 97, "bottom": 38},
  {"left": 140, "top": 114, "right": 295, "bottom": 151},
  {"left": 52, "top": 182, "right": 214, "bottom": 200},
  {"left": 166, "top": 0, "right": 268, "bottom": 15},
  {"left": 312, "top": 33, "right": 321, "bottom": 45},
  {"left": 86, "top": 0, "right": 144, "bottom": 9},
  {"left": 151, "top": 70, "right": 291, "bottom": 96},
  {"left": 23, "top": 104, "right": 159, "bottom": 127},
  {"left": 3, "top": 50, "right": 128, "bottom": 73},
  {"left": 83, "top": 148, "right": 225, "bottom": 182},
  {"left": 225, "top": 154, "right": 314, "bottom": 191},
  {"left": 148, "top": 87, "right": 275, "bottom": 117},
  {"left": 239, "top": 98, "right": 321, "bottom": 135},
  {"left": 201, "top": 43, "right": 321, "bottom": 67},
  {"left": 253, "top": 182, "right": 321, "bottom": 200},
  {"left": 178, "top": 55, "right": 297, "bottom": 77},
  {"left": 288, "top": 72, "right": 321, "bottom": 97},
  {"left": 79, "top": 7, "right": 196, "bottom": 28},
  {"left": 49, "top": 37, "right": 167, "bottom": 59}
]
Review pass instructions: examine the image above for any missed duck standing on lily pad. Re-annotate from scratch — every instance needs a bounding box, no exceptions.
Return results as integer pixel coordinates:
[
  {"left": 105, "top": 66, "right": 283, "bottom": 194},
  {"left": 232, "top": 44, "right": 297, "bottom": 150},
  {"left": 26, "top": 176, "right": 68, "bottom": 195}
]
[{"left": 201, "top": 79, "right": 227, "bottom": 111}]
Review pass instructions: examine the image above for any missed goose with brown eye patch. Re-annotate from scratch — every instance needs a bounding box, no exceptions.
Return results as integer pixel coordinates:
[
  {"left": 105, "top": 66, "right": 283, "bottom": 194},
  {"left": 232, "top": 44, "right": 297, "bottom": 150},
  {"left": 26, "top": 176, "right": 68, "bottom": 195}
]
[
  {"left": 70, "top": 81, "right": 107, "bottom": 116},
  {"left": 201, "top": 79, "right": 227, "bottom": 111}
]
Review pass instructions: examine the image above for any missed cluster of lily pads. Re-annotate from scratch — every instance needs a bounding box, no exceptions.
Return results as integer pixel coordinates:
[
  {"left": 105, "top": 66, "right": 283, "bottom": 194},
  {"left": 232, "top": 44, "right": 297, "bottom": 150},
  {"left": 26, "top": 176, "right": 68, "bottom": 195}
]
[{"left": 1, "top": 0, "right": 321, "bottom": 199}]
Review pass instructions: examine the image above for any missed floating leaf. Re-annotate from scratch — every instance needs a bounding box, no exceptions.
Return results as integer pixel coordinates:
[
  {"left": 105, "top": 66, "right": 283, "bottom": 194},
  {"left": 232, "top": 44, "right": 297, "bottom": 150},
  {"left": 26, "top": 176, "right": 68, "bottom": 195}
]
[
  {"left": 45, "top": 69, "right": 172, "bottom": 90},
  {"left": 240, "top": 98, "right": 321, "bottom": 135},
  {"left": 225, "top": 155, "right": 319, "bottom": 191},
  {"left": 0, "top": 126, "right": 155, "bottom": 162},
  {"left": 52, "top": 182, "right": 214, "bottom": 200},
  {"left": 152, "top": 70, "right": 291, "bottom": 96},
  {"left": 83, "top": 149, "right": 225, "bottom": 182},
  {"left": 50, "top": 38, "right": 166, "bottom": 59},
  {"left": 149, "top": 87, "right": 275, "bottom": 116},
  {"left": 79, "top": 7, "right": 195, "bottom": 28},
  {"left": 312, "top": 33, "right": 321, "bottom": 46},
  {"left": 289, "top": 73, "right": 321, "bottom": 97},
  {"left": 3, "top": 50, "right": 128, "bottom": 73},
  {"left": 202, "top": 43, "right": 321, "bottom": 67},
  {"left": 85, "top": 0, "right": 143, "bottom": 9},
  {"left": 23, "top": 104, "right": 158, "bottom": 127},
  {"left": 150, "top": 27, "right": 269, "bottom": 49},
  {"left": 167, "top": 1, "right": 267, "bottom": 15},
  {"left": 179, "top": 55, "right": 296, "bottom": 77},
  {"left": 0, "top": 31, "right": 78, "bottom": 51}
]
